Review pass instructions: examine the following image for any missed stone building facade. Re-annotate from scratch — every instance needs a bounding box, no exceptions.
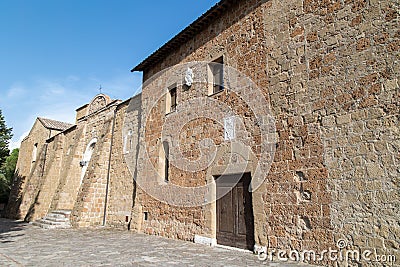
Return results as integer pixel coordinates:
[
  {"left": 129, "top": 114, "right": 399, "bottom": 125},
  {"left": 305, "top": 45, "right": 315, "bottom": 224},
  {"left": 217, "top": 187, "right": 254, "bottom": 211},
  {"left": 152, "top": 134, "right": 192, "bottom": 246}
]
[
  {"left": 6, "top": 117, "right": 73, "bottom": 219},
  {"left": 8, "top": 0, "right": 399, "bottom": 265},
  {"left": 8, "top": 94, "right": 141, "bottom": 228}
]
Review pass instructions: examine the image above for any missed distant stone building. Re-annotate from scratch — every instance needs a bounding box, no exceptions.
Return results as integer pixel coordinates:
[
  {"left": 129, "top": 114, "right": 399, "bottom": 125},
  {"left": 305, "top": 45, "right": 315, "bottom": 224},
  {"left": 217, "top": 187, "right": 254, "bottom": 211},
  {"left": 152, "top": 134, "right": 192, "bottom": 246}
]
[
  {"left": 7, "top": 94, "right": 141, "bottom": 228},
  {"left": 8, "top": 0, "right": 399, "bottom": 265}
]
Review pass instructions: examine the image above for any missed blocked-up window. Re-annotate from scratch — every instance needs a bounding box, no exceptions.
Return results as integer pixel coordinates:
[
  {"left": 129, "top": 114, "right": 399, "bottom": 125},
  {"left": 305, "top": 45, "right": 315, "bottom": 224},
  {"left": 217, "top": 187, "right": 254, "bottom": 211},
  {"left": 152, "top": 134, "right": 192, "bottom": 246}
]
[{"left": 123, "top": 130, "right": 133, "bottom": 154}]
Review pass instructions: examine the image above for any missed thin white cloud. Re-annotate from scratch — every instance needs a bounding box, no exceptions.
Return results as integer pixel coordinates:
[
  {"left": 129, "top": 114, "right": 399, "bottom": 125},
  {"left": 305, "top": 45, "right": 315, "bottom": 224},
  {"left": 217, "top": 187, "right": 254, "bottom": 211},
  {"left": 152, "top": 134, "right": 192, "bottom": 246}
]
[
  {"left": 9, "top": 130, "right": 29, "bottom": 150},
  {"left": 7, "top": 84, "right": 27, "bottom": 98},
  {"left": 35, "top": 80, "right": 67, "bottom": 99},
  {"left": 4, "top": 71, "right": 143, "bottom": 151}
]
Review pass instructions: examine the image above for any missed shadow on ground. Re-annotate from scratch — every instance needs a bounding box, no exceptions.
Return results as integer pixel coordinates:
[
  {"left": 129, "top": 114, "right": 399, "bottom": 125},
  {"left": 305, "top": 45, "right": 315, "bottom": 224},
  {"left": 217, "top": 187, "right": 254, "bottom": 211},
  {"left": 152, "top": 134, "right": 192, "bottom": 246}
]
[{"left": 0, "top": 219, "right": 28, "bottom": 243}]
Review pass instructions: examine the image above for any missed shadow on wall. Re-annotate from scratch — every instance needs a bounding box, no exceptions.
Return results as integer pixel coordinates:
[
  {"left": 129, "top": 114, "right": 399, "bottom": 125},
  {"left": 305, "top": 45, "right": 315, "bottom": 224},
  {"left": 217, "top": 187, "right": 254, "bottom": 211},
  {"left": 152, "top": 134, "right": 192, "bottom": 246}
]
[
  {"left": 24, "top": 191, "right": 40, "bottom": 222},
  {"left": 3, "top": 170, "right": 25, "bottom": 220},
  {"left": 128, "top": 95, "right": 142, "bottom": 231}
]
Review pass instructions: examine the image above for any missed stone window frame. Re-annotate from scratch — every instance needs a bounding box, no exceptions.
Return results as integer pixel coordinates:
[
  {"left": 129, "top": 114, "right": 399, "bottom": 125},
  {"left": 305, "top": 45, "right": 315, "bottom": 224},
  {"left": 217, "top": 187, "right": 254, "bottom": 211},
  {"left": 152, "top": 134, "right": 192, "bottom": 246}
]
[
  {"left": 207, "top": 55, "right": 225, "bottom": 96},
  {"left": 30, "top": 143, "right": 38, "bottom": 172},
  {"left": 158, "top": 140, "right": 170, "bottom": 183},
  {"left": 165, "top": 83, "right": 177, "bottom": 115},
  {"left": 32, "top": 143, "right": 38, "bottom": 163}
]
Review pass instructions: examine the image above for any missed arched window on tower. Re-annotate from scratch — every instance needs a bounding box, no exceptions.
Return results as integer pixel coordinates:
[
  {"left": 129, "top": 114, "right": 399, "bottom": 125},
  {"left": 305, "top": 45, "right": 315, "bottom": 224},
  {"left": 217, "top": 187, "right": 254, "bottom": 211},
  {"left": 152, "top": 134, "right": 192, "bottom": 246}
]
[{"left": 80, "top": 138, "right": 97, "bottom": 184}]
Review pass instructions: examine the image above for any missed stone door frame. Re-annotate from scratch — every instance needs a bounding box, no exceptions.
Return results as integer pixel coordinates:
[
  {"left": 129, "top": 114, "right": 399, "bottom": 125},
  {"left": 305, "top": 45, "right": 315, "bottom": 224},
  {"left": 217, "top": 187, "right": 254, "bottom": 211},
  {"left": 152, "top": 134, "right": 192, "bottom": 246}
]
[{"left": 205, "top": 142, "right": 264, "bottom": 251}]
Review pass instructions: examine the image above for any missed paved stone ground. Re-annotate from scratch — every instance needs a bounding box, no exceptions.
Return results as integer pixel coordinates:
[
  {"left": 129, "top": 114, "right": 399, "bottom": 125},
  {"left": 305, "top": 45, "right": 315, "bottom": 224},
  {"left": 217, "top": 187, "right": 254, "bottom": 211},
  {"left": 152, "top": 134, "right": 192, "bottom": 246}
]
[{"left": 0, "top": 219, "right": 313, "bottom": 267}]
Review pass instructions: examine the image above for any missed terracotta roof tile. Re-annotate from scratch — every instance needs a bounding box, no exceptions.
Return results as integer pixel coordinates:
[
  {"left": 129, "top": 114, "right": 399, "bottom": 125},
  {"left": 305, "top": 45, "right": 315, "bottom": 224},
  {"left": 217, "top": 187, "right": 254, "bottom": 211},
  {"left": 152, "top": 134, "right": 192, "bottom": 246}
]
[{"left": 38, "top": 117, "right": 74, "bottom": 131}]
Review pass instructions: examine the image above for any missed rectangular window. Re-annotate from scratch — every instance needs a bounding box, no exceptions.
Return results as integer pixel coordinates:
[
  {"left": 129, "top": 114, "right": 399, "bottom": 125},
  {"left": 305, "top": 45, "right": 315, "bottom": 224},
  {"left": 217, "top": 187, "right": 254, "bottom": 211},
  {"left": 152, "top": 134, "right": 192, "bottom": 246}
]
[
  {"left": 170, "top": 87, "right": 177, "bottom": 112},
  {"left": 166, "top": 84, "right": 177, "bottom": 114},
  {"left": 208, "top": 56, "right": 224, "bottom": 95},
  {"left": 30, "top": 143, "right": 38, "bottom": 172},
  {"left": 32, "top": 143, "right": 38, "bottom": 162},
  {"left": 163, "top": 141, "right": 170, "bottom": 183}
]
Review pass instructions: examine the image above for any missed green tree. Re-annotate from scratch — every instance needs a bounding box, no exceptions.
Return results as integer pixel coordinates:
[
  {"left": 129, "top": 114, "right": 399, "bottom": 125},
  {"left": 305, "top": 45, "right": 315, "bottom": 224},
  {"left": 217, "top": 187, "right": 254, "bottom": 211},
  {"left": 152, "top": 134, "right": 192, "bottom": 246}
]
[
  {"left": 0, "top": 148, "right": 18, "bottom": 203},
  {"left": 0, "top": 110, "right": 14, "bottom": 203},
  {"left": 0, "top": 110, "right": 13, "bottom": 166}
]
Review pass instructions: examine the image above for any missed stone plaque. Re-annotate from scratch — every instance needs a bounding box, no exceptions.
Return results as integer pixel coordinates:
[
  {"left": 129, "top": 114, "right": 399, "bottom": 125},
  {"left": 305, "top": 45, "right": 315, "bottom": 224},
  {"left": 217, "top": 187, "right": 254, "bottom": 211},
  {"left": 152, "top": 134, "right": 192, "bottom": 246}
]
[{"left": 224, "top": 116, "right": 235, "bottom": 141}]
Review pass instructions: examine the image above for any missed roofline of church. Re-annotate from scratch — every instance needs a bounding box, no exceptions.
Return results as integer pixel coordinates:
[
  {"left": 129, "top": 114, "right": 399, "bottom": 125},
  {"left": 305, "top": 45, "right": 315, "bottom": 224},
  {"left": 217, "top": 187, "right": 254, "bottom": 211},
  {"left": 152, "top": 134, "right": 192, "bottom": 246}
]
[
  {"left": 76, "top": 104, "right": 89, "bottom": 112},
  {"left": 131, "top": 0, "right": 233, "bottom": 72},
  {"left": 49, "top": 93, "right": 142, "bottom": 142},
  {"left": 116, "top": 92, "right": 141, "bottom": 109},
  {"left": 37, "top": 117, "right": 74, "bottom": 131},
  {"left": 46, "top": 125, "right": 77, "bottom": 143}
]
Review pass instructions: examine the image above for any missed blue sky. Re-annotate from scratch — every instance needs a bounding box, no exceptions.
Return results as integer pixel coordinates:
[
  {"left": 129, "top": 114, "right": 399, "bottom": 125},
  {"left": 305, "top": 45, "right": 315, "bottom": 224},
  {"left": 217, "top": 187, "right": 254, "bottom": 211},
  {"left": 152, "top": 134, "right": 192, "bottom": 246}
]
[{"left": 0, "top": 0, "right": 220, "bottom": 150}]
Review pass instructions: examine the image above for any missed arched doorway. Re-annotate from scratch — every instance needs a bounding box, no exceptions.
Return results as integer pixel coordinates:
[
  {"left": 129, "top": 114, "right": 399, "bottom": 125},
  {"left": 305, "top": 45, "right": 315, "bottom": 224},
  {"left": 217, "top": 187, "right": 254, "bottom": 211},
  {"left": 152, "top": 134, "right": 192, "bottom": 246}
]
[{"left": 80, "top": 138, "right": 97, "bottom": 184}]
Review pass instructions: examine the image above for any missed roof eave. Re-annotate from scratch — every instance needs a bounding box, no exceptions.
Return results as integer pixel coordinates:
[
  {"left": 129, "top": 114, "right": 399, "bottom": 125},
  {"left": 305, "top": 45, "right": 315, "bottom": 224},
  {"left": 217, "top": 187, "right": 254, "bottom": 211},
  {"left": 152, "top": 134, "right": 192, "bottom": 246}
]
[{"left": 131, "top": 0, "right": 232, "bottom": 72}]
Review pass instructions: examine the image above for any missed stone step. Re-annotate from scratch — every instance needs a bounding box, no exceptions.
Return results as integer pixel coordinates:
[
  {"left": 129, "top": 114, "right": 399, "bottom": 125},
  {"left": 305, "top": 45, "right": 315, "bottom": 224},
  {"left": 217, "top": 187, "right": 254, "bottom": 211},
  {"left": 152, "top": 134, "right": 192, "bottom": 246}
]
[
  {"left": 32, "top": 210, "right": 72, "bottom": 229},
  {"left": 51, "top": 210, "right": 72, "bottom": 218},
  {"left": 45, "top": 213, "right": 68, "bottom": 221},
  {"left": 32, "top": 220, "right": 70, "bottom": 229},
  {"left": 36, "top": 218, "right": 70, "bottom": 226},
  {"left": 32, "top": 221, "right": 57, "bottom": 229},
  {"left": 43, "top": 216, "right": 69, "bottom": 223}
]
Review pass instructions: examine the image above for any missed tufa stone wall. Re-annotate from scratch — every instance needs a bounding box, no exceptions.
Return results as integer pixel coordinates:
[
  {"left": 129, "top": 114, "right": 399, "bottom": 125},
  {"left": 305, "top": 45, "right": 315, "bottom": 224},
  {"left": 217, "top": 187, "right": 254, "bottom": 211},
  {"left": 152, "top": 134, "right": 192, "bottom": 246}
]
[
  {"left": 70, "top": 99, "right": 119, "bottom": 227},
  {"left": 6, "top": 0, "right": 398, "bottom": 265},
  {"left": 105, "top": 96, "right": 140, "bottom": 229},
  {"left": 8, "top": 120, "right": 53, "bottom": 220},
  {"left": 7, "top": 94, "right": 141, "bottom": 231},
  {"left": 264, "top": 0, "right": 399, "bottom": 263},
  {"left": 50, "top": 126, "right": 84, "bottom": 211},
  {"left": 25, "top": 134, "right": 65, "bottom": 221},
  {"left": 136, "top": 0, "right": 399, "bottom": 265}
]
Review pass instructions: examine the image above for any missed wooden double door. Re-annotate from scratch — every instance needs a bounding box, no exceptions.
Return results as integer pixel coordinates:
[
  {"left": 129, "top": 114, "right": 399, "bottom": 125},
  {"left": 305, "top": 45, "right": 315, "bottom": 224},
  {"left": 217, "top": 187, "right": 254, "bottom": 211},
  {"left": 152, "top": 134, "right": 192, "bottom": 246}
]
[{"left": 216, "top": 173, "right": 255, "bottom": 250}]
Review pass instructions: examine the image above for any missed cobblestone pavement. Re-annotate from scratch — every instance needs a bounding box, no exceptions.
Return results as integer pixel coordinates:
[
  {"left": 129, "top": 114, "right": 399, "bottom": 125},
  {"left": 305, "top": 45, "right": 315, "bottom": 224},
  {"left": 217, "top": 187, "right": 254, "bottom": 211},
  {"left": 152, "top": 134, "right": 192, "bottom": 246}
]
[{"left": 0, "top": 219, "right": 313, "bottom": 267}]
